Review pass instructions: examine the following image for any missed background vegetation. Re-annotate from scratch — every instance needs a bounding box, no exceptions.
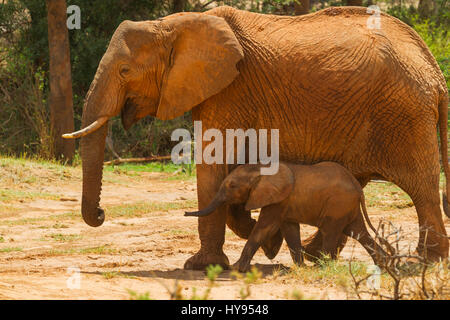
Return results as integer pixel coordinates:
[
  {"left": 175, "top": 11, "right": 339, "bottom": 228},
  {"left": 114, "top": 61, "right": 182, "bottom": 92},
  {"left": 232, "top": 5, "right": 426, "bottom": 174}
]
[{"left": 0, "top": 0, "right": 448, "bottom": 160}]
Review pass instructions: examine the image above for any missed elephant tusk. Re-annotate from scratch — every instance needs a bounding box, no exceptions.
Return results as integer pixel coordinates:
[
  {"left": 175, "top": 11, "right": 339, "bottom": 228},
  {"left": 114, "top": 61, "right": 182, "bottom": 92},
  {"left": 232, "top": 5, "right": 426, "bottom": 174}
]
[{"left": 62, "top": 117, "right": 108, "bottom": 139}]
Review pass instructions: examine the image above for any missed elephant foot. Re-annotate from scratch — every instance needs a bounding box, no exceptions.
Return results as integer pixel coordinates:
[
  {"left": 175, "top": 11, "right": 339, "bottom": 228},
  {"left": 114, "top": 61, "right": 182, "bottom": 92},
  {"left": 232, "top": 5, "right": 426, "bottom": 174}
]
[
  {"left": 231, "top": 260, "right": 251, "bottom": 273},
  {"left": 261, "top": 229, "right": 283, "bottom": 260},
  {"left": 184, "top": 249, "right": 230, "bottom": 271},
  {"left": 301, "top": 231, "right": 323, "bottom": 262},
  {"left": 416, "top": 245, "right": 449, "bottom": 263},
  {"left": 302, "top": 230, "right": 348, "bottom": 262}
]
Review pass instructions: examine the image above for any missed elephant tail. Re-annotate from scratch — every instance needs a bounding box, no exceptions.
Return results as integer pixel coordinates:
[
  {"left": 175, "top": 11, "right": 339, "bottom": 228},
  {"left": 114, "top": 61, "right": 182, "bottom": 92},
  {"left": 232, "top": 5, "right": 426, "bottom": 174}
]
[
  {"left": 438, "top": 93, "right": 450, "bottom": 218},
  {"left": 360, "top": 193, "right": 377, "bottom": 235},
  {"left": 346, "top": 170, "right": 380, "bottom": 236},
  {"left": 360, "top": 193, "right": 396, "bottom": 255}
]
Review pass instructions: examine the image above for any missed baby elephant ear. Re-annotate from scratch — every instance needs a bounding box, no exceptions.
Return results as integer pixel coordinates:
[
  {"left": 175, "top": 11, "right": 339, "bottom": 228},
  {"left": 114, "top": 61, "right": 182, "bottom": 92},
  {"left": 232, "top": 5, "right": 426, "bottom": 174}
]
[{"left": 245, "top": 163, "right": 294, "bottom": 211}]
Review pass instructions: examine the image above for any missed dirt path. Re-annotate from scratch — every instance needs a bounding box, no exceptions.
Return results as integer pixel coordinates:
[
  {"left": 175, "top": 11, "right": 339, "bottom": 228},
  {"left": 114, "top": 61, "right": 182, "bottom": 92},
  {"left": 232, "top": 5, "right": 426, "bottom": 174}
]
[{"left": 0, "top": 159, "right": 448, "bottom": 300}]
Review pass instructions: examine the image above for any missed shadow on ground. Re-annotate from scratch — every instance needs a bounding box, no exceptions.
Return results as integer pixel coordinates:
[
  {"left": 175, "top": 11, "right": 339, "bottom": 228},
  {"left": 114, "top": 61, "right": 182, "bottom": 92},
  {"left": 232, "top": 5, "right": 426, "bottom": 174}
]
[{"left": 82, "top": 263, "right": 289, "bottom": 281}]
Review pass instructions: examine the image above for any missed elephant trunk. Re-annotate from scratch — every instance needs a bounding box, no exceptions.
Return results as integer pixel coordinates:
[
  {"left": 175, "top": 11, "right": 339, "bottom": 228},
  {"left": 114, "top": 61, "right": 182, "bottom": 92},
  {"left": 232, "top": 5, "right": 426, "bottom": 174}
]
[
  {"left": 185, "top": 195, "right": 226, "bottom": 217},
  {"left": 68, "top": 57, "right": 125, "bottom": 227},
  {"left": 79, "top": 87, "right": 110, "bottom": 227},
  {"left": 80, "top": 124, "right": 107, "bottom": 227}
]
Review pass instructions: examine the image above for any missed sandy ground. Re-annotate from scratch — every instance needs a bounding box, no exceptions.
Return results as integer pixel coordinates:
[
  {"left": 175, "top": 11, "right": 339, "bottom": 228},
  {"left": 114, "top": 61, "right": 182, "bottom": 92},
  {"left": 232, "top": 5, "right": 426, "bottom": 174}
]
[{"left": 0, "top": 164, "right": 448, "bottom": 300}]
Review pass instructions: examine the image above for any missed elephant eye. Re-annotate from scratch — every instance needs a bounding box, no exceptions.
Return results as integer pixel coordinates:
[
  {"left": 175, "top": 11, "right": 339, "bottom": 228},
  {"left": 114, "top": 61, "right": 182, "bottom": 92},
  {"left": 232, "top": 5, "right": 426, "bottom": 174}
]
[{"left": 119, "top": 64, "right": 131, "bottom": 77}]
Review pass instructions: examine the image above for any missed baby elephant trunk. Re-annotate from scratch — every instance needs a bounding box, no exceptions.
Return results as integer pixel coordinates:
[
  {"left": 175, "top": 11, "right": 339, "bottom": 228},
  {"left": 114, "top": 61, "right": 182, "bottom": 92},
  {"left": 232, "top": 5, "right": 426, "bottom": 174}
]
[{"left": 185, "top": 195, "right": 225, "bottom": 217}]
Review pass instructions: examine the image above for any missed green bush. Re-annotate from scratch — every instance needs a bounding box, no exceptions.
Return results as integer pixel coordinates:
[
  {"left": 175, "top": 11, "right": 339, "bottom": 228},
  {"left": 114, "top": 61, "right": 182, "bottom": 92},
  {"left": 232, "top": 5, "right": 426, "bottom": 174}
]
[
  {"left": 0, "top": 60, "right": 52, "bottom": 158},
  {"left": 106, "top": 114, "right": 193, "bottom": 159},
  {"left": 387, "top": 1, "right": 449, "bottom": 91},
  {"left": 412, "top": 19, "right": 449, "bottom": 90},
  {"left": 0, "top": 0, "right": 180, "bottom": 158}
]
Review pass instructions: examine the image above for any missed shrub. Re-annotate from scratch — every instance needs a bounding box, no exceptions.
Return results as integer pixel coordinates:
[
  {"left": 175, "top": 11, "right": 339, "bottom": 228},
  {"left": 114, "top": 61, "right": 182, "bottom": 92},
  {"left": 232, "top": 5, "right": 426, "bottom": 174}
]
[{"left": 0, "top": 60, "right": 53, "bottom": 158}]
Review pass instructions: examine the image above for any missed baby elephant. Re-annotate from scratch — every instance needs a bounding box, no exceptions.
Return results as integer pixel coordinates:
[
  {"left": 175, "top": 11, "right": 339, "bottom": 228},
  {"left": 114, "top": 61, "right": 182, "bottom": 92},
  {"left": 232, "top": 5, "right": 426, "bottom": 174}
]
[{"left": 186, "top": 162, "right": 387, "bottom": 272}]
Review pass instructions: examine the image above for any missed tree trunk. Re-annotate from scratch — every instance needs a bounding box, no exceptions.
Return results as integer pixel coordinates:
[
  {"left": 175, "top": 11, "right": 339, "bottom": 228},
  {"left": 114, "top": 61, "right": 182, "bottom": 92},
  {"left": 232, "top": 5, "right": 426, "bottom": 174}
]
[
  {"left": 418, "top": 0, "right": 434, "bottom": 19},
  {"left": 294, "top": 0, "right": 310, "bottom": 15},
  {"left": 172, "top": 0, "right": 186, "bottom": 13},
  {"left": 345, "top": 0, "right": 363, "bottom": 6},
  {"left": 46, "top": 0, "right": 75, "bottom": 162}
]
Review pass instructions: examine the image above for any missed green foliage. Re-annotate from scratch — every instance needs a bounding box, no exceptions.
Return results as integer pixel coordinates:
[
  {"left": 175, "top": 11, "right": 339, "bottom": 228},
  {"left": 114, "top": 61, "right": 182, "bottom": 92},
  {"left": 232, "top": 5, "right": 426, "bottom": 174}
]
[
  {"left": 66, "top": 1, "right": 190, "bottom": 159},
  {"left": 0, "top": 0, "right": 182, "bottom": 158},
  {"left": 103, "top": 161, "right": 188, "bottom": 174},
  {"left": 0, "top": 1, "right": 52, "bottom": 157},
  {"left": 66, "top": 0, "right": 171, "bottom": 95},
  {"left": 231, "top": 266, "right": 263, "bottom": 299},
  {"left": 127, "top": 289, "right": 152, "bottom": 300},
  {"left": 107, "top": 115, "right": 192, "bottom": 160},
  {"left": 102, "top": 160, "right": 196, "bottom": 179},
  {"left": 0, "top": 247, "right": 23, "bottom": 253},
  {"left": 188, "top": 264, "right": 223, "bottom": 300},
  {"left": 387, "top": 1, "right": 449, "bottom": 91},
  {"left": 0, "top": 61, "right": 52, "bottom": 157},
  {"left": 206, "top": 264, "right": 223, "bottom": 282},
  {"left": 2, "top": 1, "right": 171, "bottom": 95},
  {"left": 48, "top": 233, "right": 82, "bottom": 242},
  {"left": 216, "top": 0, "right": 309, "bottom": 14},
  {"left": 104, "top": 199, "right": 198, "bottom": 218},
  {"left": 412, "top": 19, "right": 449, "bottom": 90}
]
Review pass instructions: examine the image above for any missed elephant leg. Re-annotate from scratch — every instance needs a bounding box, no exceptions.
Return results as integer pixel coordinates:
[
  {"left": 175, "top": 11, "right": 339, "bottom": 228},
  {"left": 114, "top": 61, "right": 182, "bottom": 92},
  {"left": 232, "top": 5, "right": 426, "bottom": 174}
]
[
  {"left": 226, "top": 204, "right": 255, "bottom": 238},
  {"left": 280, "top": 222, "right": 304, "bottom": 265},
  {"left": 301, "top": 231, "right": 322, "bottom": 262},
  {"left": 413, "top": 201, "right": 449, "bottom": 261},
  {"left": 320, "top": 221, "right": 347, "bottom": 260},
  {"left": 184, "top": 164, "right": 229, "bottom": 270},
  {"left": 302, "top": 176, "right": 369, "bottom": 261},
  {"left": 233, "top": 205, "right": 283, "bottom": 272},
  {"left": 404, "top": 179, "right": 448, "bottom": 261},
  {"left": 227, "top": 204, "right": 283, "bottom": 260},
  {"left": 320, "top": 234, "right": 340, "bottom": 260},
  {"left": 343, "top": 216, "right": 387, "bottom": 266},
  {"left": 391, "top": 169, "right": 448, "bottom": 261},
  {"left": 302, "top": 230, "right": 348, "bottom": 262}
]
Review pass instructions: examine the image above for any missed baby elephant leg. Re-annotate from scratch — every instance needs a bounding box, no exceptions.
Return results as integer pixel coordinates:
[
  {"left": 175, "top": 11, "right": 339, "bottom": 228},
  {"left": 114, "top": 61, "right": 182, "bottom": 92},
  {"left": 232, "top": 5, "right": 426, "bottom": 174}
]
[
  {"left": 320, "top": 228, "right": 344, "bottom": 260},
  {"left": 343, "top": 216, "right": 387, "bottom": 265},
  {"left": 303, "top": 231, "right": 348, "bottom": 262},
  {"left": 280, "top": 222, "right": 304, "bottom": 266},
  {"left": 227, "top": 204, "right": 283, "bottom": 259},
  {"left": 319, "top": 214, "right": 350, "bottom": 260},
  {"left": 233, "top": 205, "right": 282, "bottom": 272}
]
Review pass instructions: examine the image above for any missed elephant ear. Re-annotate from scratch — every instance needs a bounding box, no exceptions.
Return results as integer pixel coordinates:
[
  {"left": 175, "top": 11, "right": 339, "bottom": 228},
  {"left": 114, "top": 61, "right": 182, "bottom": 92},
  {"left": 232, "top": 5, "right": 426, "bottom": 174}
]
[
  {"left": 245, "top": 164, "right": 295, "bottom": 211},
  {"left": 156, "top": 13, "right": 244, "bottom": 120}
]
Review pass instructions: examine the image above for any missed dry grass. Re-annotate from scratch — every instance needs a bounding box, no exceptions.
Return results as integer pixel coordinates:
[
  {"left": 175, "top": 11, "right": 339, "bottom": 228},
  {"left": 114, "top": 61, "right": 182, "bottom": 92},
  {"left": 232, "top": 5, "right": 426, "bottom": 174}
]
[{"left": 345, "top": 220, "right": 450, "bottom": 300}]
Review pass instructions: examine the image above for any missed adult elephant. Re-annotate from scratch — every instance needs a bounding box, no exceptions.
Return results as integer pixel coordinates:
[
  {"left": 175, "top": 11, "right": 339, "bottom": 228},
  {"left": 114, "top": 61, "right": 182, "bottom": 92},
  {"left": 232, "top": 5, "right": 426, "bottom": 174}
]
[{"left": 63, "top": 6, "right": 449, "bottom": 268}]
